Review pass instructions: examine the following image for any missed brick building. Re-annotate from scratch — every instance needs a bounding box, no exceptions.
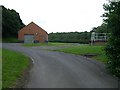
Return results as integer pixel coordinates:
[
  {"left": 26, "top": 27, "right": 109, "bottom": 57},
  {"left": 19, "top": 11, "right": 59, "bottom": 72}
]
[{"left": 18, "top": 22, "right": 48, "bottom": 43}]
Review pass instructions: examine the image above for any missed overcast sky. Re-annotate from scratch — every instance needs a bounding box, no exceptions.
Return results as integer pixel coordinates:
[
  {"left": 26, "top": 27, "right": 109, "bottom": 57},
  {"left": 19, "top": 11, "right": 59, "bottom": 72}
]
[{"left": 1, "top": 0, "right": 108, "bottom": 33}]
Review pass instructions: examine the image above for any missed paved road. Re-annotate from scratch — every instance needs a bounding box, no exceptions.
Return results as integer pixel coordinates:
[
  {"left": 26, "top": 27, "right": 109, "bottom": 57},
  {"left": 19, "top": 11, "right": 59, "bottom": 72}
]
[{"left": 3, "top": 43, "right": 118, "bottom": 88}]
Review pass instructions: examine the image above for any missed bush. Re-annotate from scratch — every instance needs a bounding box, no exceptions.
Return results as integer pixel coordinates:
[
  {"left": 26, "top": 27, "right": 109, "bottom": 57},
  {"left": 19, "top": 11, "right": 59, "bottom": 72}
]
[
  {"left": 103, "top": 1, "right": 120, "bottom": 77},
  {"left": 105, "top": 44, "right": 120, "bottom": 77}
]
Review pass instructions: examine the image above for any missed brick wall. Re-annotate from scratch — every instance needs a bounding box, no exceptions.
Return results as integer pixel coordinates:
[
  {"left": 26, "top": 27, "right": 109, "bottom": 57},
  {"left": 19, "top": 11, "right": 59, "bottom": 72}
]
[{"left": 18, "top": 22, "right": 48, "bottom": 43}]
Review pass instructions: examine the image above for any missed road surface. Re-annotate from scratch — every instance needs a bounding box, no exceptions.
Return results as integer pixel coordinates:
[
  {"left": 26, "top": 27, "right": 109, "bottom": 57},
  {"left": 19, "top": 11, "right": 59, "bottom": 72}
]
[{"left": 3, "top": 43, "right": 118, "bottom": 88}]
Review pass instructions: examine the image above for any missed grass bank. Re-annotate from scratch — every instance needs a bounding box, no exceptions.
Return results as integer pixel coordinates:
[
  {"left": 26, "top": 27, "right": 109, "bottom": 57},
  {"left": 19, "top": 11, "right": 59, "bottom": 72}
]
[
  {"left": 2, "top": 48, "right": 30, "bottom": 88},
  {"left": 56, "top": 45, "right": 108, "bottom": 63},
  {"left": 23, "top": 42, "right": 70, "bottom": 47},
  {"left": 0, "top": 48, "right": 2, "bottom": 89},
  {"left": 2, "top": 38, "right": 18, "bottom": 43}
]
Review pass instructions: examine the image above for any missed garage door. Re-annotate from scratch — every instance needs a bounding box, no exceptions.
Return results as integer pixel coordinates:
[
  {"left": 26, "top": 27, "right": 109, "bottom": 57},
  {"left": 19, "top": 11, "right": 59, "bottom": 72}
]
[{"left": 24, "top": 35, "right": 34, "bottom": 43}]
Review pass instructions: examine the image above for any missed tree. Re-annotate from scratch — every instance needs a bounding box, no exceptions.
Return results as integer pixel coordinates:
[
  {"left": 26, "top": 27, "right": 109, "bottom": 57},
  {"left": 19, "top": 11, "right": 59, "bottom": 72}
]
[
  {"left": 103, "top": 1, "right": 120, "bottom": 77},
  {"left": 91, "top": 23, "right": 110, "bottom": 33},
  {"left": 2, "top": 5, "right": 25, "bottom": 38},
  {"left": 48, "top": 32, "right": 90, "bottom": 44}
]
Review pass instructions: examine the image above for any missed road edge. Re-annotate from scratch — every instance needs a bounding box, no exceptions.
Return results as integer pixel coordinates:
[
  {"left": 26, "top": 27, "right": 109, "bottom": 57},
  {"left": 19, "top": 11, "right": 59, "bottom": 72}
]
[{"left": 13, "top": 57, "right": 33, "bottom": 88}]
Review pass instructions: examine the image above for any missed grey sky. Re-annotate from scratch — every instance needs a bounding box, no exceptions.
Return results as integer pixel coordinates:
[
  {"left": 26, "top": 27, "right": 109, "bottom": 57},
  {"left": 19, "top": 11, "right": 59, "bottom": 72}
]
[{"left": 1, "top": 0, "right": 107, "bottom": 33}]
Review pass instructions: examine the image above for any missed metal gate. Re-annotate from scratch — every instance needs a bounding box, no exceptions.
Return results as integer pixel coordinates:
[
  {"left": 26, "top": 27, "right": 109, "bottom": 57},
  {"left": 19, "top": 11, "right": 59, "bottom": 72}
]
[{"left": 24, "top": 34, "right": 34, "bottom": 43}]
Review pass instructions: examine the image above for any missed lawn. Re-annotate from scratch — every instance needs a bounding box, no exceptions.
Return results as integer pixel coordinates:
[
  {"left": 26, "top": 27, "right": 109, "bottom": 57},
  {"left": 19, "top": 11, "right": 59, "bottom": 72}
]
[
  {"left": 22, "top": 42, "right": 70, "bottom": 47},
  {"left": 2, "top": 48, "right": 30, "bottom": 88},
  {"left": 23, "top": 42, "right": 108, "bottom": 63},
  {"left": 56, "top": 45, "right": 108, "bottom": 63},
  {"left": 0, "top": 48, "right": 2, "bottom": 89}
]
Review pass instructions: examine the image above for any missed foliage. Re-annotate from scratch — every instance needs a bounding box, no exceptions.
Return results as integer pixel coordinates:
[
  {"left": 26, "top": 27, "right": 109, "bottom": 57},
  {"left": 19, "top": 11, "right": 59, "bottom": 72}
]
[
  {"left": 49, "top": 31, "right": 90, "bottom": 44},
  {"left": 103, "top": 1, "right": 120, "bottom": 77},
  {"left": 1, "top": 5, "right": 25, "bottom": 38},
  {"left": 91, "top": 23, "right": 110, "bottom": 33},
  {"left": 2, "top": 49, "right": 30, "bottom": 88},
  {"left": 56, "top": 45, "right": 108, "bottom": 63}
]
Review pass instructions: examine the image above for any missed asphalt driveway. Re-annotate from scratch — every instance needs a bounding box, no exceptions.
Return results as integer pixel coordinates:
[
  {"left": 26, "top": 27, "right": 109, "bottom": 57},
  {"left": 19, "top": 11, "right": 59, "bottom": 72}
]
[{"left": 2, "top": 43, "right": 118, "bottom": 88}]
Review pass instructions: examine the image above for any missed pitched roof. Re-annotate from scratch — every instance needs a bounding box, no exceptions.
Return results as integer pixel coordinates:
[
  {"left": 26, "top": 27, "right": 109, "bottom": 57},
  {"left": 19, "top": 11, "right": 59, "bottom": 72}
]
[{"left": 19, "top": 21, "right": 48, "bottom": 34}]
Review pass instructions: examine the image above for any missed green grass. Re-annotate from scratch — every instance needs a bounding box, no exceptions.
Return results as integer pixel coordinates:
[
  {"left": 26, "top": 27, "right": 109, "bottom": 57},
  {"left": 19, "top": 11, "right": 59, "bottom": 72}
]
[
  {"left": 0, "top": 48, "right": 2, "bottom": 89},
  {"left": 56, "top": 45, "right": 108, "bottom": 63},
  {"left": 23, "top": 42, "right": 70, "bottom": 47},
  {"left": 2, "top": 38, "right": 18, "bottom": 43},
  {"left": 2, "top": 49, "right": 30, "bottom": 88}
]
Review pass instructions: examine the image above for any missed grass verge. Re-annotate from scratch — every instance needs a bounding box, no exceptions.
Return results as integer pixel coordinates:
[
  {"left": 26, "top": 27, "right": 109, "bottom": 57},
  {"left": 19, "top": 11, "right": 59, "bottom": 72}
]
[
  {"left": 2, "top": 48, "right": 30, "bottom": 88},
  {"left": 0, "top": 48, "right": 2, "bottom": 89},
  {"left": 22, "top": 42, "right": 70, "bottom": 47},
  {"left": 56, "top": 45, "right": 108, "bottom": 63}
]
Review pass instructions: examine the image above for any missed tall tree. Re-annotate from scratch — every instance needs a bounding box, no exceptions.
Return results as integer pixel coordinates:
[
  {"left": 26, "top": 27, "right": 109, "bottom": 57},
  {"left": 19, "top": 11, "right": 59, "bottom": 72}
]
[
  {"left": 2, "top": 6, "right": 25, "bottom": 38},
  {"left": 91, "top": 23, "right": 110, "bottom": 33},
  {"left": 103, "top": 1, "right": 120, "bottom": 77}
]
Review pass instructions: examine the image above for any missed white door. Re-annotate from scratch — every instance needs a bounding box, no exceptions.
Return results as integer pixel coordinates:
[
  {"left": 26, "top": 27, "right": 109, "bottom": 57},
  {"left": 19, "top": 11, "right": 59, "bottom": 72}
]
[{"left": 24, "top": 35, "right": 34, "bottom": 43}]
